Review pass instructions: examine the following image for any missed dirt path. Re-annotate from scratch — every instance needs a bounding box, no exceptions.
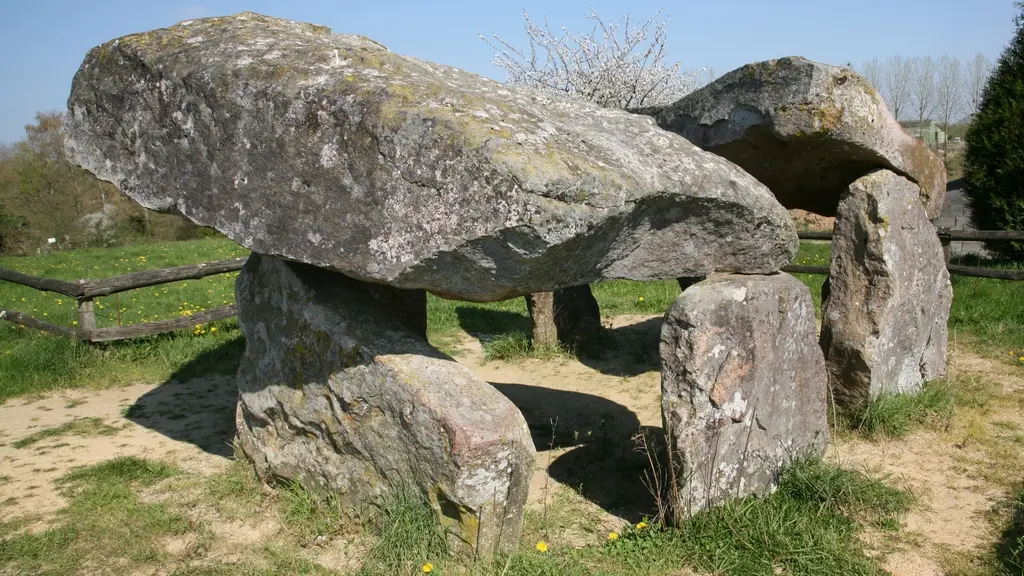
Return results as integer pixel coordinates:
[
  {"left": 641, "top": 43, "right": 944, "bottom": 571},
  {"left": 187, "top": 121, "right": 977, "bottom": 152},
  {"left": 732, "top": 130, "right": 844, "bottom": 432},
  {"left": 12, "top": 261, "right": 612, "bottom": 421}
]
[{"left": 1, "top": 315, "right": 1021, "bottom": 574}]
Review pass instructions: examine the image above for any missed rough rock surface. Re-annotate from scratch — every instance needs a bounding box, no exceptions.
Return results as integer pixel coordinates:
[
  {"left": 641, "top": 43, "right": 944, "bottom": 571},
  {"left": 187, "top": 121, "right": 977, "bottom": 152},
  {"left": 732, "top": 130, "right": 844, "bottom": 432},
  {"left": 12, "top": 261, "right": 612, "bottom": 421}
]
[
  {"left": 820, "top": 170, "right": 951, "bottom": 408},
  {"left": 636, "top": 56, "right": 946, "bottom": 218},
  {"left": 660, "top": 273, "right": 828, "bottom": 519},
  {"left": 64, "top": 12, "right": 798, "bottom": 302},
  {"left": 234, "top": 253, "right": 535, "bottom": 557}
]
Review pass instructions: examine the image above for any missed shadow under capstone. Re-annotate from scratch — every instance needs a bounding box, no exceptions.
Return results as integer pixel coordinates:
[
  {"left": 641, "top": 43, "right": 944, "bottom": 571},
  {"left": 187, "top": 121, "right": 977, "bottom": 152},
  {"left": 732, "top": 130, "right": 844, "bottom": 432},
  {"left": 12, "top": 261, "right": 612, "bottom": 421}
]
[
  {"left": 488, "top": 381, "right": 660, "bottom": 522},
  {"left": 574, "top": 316, "right": 664, "bottom": 378},
  {"left": 125, "top": 339, "right": 245, "bottom": 458}
]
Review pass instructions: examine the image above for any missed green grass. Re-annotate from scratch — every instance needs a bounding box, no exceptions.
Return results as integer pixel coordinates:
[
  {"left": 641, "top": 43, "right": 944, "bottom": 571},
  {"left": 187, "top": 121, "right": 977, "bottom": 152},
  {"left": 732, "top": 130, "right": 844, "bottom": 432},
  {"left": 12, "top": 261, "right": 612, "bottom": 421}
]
[
  {"left": 345, "top": 456, "right": 911, "bottom": 576},
  {"left": 0, "top": 238, "right": 248, "bottom": 402},
  {"left": 0, "top": 237, "right": 1020, "bottom": 404},
  {"left": 278, "top": 480, "right": 349, "bottom": 544},
  {"left": 356, "top": 490, "right": 450, "bottom": 575},
  {"left": 12, "top": 416, "right": 121, "bottom": 448},
  {"left": 0, "top": 456, "right": 185, "bottom": 576},
  {"left": 838, "top": 380, "right": 956, "bottom": 439},
  {"left": 0, "top": 450, "right": 913, "bottom": 576}
]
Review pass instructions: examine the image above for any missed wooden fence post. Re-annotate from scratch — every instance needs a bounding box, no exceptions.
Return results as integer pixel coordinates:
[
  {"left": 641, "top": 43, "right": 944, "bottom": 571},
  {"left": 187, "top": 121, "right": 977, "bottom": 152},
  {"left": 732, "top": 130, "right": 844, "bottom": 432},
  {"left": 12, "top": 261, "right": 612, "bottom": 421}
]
[{"left": 77, "top": 298, "right": 96, "bottom": 341}]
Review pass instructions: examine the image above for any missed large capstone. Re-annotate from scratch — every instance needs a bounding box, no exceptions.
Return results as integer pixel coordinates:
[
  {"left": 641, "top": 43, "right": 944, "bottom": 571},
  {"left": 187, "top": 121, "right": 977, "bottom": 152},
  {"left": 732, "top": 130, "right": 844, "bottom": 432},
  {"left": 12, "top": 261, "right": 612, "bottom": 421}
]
[
  {"left": 660, "top": 273, "right": 828, "bottom": 519},
  {"left": 636, "top": 56, "right": 946, "bottom": 218},
  {"left": 820, "top": 170, "right": 951, "bottom": 408},
  {"left": 64, "top": 12, "right": 798, "bottom": 302},
  {"left": 234, "top": 253, "right": 535, "bottom": 557}
]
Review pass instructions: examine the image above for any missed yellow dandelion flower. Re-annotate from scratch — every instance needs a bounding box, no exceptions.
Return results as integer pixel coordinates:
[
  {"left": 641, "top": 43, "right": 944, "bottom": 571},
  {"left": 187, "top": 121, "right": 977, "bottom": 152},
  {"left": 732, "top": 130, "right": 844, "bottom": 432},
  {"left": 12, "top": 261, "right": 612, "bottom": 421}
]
[
  {"left": 608, "top": 532, "right": 619, "bottom": 541},
  {"left": 1019, "top": 356, "right": 1024, "bottom": 363},
  {"left": 636, "top": 521, "right": 648, "bottom": 529},
  {"left": 422, "top": 563, "right": 433, "bottom": 573},
  {"left": 638, "top": 296, "right": 645, "bottom": 302},
  {"left": 536, "top": 540, "right": 548, "bottom": 553},
  {"left": 210, "top": 327, "right": 217, "bottom": 333}
]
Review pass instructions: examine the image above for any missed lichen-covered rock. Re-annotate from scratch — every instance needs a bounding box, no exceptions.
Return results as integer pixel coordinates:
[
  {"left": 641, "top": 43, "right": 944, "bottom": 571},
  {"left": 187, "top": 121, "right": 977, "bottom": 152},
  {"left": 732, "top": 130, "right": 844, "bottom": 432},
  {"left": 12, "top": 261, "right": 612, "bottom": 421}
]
[
  {"left": 637, "top": 56, "right": 946, "bottom": 218},
  {"left": 820, "top": 170, "right": 951, "bottom": 408},
  {"left": 660, "top": 273, "right": 828, "bottom": 519},
  {"left": 234, "top": 253, "right": 535, "bottom": 557},
  {"left": 64, "top": 12, "right": 797, "bottom": 302}
]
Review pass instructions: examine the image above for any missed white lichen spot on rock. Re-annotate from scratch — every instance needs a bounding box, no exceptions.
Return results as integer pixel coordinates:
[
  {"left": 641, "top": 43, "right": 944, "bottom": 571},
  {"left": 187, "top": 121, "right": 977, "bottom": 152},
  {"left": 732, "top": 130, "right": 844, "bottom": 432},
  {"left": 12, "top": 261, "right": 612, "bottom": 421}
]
[{"left": 320, "top": 143, "right": 339, "bottom": 168}]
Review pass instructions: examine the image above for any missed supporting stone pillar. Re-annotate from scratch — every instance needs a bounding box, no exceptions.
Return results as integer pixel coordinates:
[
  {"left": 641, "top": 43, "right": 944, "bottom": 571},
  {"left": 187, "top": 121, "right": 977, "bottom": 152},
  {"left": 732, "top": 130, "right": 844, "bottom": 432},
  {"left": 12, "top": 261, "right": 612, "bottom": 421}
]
[
  {"left": 234, "top": 254, "right": 535, "bottom": 559},
  {"left": 820, "top": 169, "right": 951, "bottom": 410},
  {"left": 661, "top": 273, "right": 828, "bottom": 521},
  {"left": 525, "top": 285, "right": 601, "bottom": 349}
]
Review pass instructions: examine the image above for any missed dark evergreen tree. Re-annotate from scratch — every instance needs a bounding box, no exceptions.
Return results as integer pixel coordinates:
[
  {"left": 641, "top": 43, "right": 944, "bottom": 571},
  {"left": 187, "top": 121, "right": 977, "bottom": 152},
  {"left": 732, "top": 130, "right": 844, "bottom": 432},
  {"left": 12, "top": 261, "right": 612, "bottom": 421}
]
[{"left": 963, "top": 2, "right": 1024, "bottom": 257}]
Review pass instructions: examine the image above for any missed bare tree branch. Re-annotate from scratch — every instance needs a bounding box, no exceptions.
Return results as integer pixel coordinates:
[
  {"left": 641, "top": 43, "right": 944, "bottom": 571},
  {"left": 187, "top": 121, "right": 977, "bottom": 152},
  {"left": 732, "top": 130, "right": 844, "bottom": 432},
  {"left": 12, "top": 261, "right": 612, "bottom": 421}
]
[
  {"left": 935, "top": 55, "right": 963, "bottom": 156},
  {"left": 883, "top": 55, "right": 913, "bottom": 120},
  {"left": 861, "top": 57, "right": 883, "bottom": 92},
  {"left": 965, "top": 53, "right": 992, "bottom": 117},
  {"left": 910, "top": 56, "right": 937, "bottom": 127}
]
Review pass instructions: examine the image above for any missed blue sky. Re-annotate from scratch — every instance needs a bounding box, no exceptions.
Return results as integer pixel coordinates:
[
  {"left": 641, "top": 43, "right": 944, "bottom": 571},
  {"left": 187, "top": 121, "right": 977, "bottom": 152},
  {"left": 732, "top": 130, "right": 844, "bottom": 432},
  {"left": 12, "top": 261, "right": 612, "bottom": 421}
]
[{"left": 0, "top": 0, "right": 1017, "bottom": 144}]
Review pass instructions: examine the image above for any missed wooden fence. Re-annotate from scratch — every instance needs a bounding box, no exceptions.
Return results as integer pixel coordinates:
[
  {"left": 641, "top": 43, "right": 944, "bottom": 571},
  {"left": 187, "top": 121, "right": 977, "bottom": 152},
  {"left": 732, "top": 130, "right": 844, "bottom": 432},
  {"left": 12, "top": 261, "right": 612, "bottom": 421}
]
[
  {"left": 782, "top": 228, "right": 1024, "bottom": 281},
  {"left": 0, "top": 227, "right": 1021, "bottom": 342},
  {"left": 0, "top": 257, "right": 245, "bottom": 342}
]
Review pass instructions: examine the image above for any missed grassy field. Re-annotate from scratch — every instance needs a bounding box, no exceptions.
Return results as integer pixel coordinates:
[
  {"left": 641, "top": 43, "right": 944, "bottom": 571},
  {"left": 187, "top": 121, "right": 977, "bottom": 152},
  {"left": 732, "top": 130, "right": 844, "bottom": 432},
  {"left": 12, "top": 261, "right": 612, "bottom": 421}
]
[
  {"left": 2, "top": 237, "right": 1024, "bottom": 575},
  {"left": 2, "top": 237, "right": 1019, "bottom": 402}
]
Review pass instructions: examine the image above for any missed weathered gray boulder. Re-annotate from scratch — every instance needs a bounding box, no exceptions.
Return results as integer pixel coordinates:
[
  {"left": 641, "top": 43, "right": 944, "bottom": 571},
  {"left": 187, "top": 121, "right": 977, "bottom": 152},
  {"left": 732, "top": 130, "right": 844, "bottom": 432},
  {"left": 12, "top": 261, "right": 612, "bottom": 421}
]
[
  {"left": 64, "top": 12, "right": 798, "bottom": 302},
  {"left": 234, "top": 253, "right": 535, "bottom": 556},
  {"left": 660, "top": 273, "right": 828, "bottom": 519},
  {"left": 636, "top": 56, "right": 946, "bottom": 218},
  {"left": 820, "top": 170, "right": 951, "bottom": 408}
]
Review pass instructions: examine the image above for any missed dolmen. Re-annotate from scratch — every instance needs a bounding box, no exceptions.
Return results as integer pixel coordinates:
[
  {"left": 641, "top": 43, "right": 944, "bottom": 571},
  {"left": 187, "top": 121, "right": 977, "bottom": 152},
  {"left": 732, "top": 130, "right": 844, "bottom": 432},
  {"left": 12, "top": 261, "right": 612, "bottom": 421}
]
[
  {"left": 636, "top": 57, "right": 952, "bottom": 410},
  {"left": 64, "top": 12, "right": 834, "bottom": 552}
]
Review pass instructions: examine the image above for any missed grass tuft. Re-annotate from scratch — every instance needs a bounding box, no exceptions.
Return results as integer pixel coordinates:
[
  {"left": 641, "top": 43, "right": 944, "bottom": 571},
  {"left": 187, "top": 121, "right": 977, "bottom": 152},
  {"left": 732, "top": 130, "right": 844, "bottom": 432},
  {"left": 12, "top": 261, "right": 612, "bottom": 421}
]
[
  {"left": 13, "top": 417, "right": 121, "bottom": 449},
  {"left": 482, "top": 331, "right": 563, "bottom": 362},
  {"left": 278, "top": 480, "right": 348, "bottom": 543},
  {"left": 667, "top": 456, "right": 912, "bottom": 575},
  {"left": 357, "top": 489, "right": 450, "bottom": 575},
  {"left": 838, "top": 379, "right": 955, "bottom": 439}
]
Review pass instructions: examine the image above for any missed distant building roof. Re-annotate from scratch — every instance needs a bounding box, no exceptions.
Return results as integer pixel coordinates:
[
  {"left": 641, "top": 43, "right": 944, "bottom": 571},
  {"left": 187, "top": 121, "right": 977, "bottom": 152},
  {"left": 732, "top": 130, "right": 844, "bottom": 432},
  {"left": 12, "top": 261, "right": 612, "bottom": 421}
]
[{"left": 899, "top": 120, "right": 939, "bottom": 129}]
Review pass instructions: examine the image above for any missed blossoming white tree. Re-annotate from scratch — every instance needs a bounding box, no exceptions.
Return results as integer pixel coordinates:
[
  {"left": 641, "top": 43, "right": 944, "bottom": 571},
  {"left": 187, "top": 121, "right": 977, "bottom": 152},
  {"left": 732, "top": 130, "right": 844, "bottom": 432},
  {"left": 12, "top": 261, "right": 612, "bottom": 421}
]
[{"left": 480, "top": 8, "right": 704, "bottom": 110}]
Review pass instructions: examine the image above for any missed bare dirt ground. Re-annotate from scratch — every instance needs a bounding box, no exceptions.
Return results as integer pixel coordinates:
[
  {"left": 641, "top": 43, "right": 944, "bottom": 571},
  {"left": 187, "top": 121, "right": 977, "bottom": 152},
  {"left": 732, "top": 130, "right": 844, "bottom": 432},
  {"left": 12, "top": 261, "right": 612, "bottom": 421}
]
[{"left": 1, "top": 314, "right": 1022, "bottom": 574}]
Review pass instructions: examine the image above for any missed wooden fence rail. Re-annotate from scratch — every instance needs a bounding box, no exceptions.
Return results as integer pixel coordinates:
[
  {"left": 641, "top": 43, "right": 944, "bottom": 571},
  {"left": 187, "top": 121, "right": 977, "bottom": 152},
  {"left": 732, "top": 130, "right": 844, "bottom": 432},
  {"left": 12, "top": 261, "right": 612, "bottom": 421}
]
[
  {"left": 0, "top": 257, "right": 246, "bottom": 342},
  {"left": 793, "top": 228, "right": 1024, "bottom": 281},
  {"left": 0, "top": 228, "right": 1020, "bottom": 342}
]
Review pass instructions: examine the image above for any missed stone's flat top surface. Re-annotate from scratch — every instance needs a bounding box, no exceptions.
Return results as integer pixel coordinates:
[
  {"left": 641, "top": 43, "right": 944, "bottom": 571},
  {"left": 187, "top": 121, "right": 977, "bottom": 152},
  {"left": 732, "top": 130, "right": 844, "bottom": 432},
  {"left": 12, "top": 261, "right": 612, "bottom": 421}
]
[
  {"left": 65, "top": 12, "right": 797, "bottom": 301},
  {"left": 640, "top": 56, "right": 946, "bottom": 218}
]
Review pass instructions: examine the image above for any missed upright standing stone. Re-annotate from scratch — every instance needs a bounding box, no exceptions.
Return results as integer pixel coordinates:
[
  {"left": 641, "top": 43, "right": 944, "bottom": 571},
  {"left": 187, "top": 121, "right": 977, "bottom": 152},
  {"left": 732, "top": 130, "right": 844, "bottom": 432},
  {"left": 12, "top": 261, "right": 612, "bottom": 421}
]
[
  {"left": 661, "top": 273, "right": 828, "bottom": 519},
  {"left": 525, "top": 286, "right": 601, "bottom": 349},
  {"left": 820, "top": 170, "right": 952, "bottom": 408},
  {"left": 234, "top": 254, "right": 535, "bottom": 557}
]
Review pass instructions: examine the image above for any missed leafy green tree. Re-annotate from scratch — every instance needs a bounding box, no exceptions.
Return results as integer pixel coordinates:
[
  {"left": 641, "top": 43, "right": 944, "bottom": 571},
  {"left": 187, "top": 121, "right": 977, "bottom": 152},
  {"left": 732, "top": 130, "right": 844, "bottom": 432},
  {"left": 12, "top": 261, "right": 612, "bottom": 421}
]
[{"left": 963, "top": 3, "right": 1024, "bottom": 256}]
